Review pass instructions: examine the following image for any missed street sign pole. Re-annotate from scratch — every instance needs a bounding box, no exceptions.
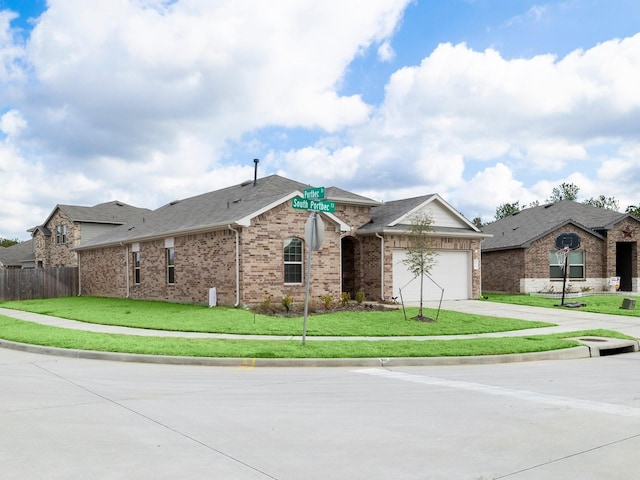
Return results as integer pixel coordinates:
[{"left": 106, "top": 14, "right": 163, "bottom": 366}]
[{"left": 301, "top": 211, "right": 315, "bottom": 346}]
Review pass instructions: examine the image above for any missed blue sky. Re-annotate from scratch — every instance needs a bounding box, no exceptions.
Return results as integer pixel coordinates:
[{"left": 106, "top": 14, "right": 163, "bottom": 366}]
[{"left": 1, "top": 0, "right": 639, "bottom": 240}]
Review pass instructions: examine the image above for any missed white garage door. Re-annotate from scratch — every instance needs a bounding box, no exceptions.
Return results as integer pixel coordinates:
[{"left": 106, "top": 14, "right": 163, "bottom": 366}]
[{"left": 392, "top": 250, "right": 471, "bottom": 303}]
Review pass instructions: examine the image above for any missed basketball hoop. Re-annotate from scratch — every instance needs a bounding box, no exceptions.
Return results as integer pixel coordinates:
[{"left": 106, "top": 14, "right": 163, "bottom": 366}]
[
  {"left": 554, "top": 232, "right": 581, "bottom": 307},
  {"left": 555, "top": 246, "right": 570, "bottom": 272}
]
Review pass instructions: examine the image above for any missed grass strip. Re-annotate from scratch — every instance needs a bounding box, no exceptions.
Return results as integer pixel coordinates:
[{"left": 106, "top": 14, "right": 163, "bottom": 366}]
[
  {"left": 483, "top": 293, "right": 640, "bottom": 317},
  {"left": 0, "top": 315, "right": 630, "bottom": 358},
  {"left": 0, "top": 297, "right": 553, "bottom": 336}
]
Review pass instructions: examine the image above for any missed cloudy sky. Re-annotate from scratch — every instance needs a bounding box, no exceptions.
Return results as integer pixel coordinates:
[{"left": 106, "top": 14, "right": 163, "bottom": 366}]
[{"left": 1, "top": 0, "right": 639, "bottom": 241}]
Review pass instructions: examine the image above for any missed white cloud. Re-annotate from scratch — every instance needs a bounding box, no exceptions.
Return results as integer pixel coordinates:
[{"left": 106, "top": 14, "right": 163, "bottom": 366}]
[
  {"left": 377, "top": 41, "right": 395, "bottom": 62},
  {"left": 1, "top": 1, "right": 640, "bottom": 240}
]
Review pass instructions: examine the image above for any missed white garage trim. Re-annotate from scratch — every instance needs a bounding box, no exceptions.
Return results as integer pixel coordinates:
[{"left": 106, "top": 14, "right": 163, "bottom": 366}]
[{"left": 392, "top": 249, "right": 471, "bottom": 302}]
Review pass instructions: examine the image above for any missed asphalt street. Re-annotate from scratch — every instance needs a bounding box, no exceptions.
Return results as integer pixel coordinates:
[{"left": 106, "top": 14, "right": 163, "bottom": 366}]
[{"left": 2, "top": 348, "right": 640, "bottom": 479}]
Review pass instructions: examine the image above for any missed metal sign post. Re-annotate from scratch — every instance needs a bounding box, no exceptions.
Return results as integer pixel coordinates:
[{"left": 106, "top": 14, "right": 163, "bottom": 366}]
[{"left": 301, "top": 211, "right": 316, "bottom": 346}]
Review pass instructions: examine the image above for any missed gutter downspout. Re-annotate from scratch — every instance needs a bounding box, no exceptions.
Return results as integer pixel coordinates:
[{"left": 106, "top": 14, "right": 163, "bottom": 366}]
[
  {"left": 122, "top": 243, "right": 130, "bottom": 298},
  {"left": 375, "top": 233, "right": 385, "bottom": 301},
  {"left": 228, "top": 224, "right": 240, "bottom": 307},
  {"left": 77, "top": 252, "right": 82, "bottom": 296}
]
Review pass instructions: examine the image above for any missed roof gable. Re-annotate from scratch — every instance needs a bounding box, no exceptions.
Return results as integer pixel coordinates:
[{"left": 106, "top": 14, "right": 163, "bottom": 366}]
[{"left": 358, "top": 194, "right": 483, "bottom": 236}]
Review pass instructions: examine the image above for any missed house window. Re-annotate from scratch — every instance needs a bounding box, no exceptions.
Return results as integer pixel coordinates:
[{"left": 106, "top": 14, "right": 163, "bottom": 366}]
[
  {"left": 56, "top": 225, "right": 67, "bottom": 244},
  {"left": 549, "top": 251, "right": 585, "bottom": 279},
  {"left": 166, "top": 247, "right": 175, "bottom": 284},
  {"left": 284, "top": 238, "right": 303, "bottom": 284},
  {"left": 133, "top": 252, "right": 141, "bottom": 284}
]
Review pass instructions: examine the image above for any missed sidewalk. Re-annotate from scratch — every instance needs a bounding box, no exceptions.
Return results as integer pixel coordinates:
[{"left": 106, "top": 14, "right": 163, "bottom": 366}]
[{"left": 2, "top": 300, "right": 640, "bottom": 340}]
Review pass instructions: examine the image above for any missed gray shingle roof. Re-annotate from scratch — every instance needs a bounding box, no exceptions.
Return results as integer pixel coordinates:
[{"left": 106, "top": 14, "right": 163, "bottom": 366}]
[
  {"left": 481, "top": 200, "right": 628, "bottom": 251},
  {"left": 0, "top": 240, "right": 35, "bottom": 267},
  {"left": 57, "top": 201, "right": 151, "bottom": 224},
  {"left": 324, "top": 186, "right": 380, "bottom": 206},
  {"left": 76, "top": 175, "right": 315, "bottom": 249}
]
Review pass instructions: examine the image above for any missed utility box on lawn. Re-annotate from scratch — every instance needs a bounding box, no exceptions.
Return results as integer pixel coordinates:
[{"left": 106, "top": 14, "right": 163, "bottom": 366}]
[{"left": 621, "top": 298, "right": 636, "bottom": 310}]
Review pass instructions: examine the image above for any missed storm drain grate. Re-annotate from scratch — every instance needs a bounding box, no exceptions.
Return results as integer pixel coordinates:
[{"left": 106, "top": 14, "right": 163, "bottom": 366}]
[{"left": 574, "top": 337, "right": 640, "bottom": 357}]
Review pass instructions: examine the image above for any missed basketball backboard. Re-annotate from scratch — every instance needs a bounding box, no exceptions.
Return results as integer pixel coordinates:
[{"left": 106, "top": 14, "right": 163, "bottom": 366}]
[{"left": 555, "top": 232, "right": 581, "bottom": 250}]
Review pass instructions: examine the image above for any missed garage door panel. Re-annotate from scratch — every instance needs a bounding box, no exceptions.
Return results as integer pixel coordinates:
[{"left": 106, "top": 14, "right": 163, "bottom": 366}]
[{"left": 393, "top": 250, "right": 470, "bottom": 302}]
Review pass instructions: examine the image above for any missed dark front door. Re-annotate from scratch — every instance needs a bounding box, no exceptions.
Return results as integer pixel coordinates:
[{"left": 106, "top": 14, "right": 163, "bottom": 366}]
[
  {"left": 341, "top": 237, "right": 356, "bottom": 298},
  {"left": 616, "top": 242, "right": 634, "bottom": 291}
]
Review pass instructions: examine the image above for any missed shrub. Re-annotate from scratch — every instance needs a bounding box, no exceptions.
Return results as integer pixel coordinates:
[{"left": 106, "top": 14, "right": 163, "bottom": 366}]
[
  {"left": 340, "top": 292, "right": 350, "bottom": 306},
  {"left": 355, "top": 289, "right": 365, "bottom": 304},
  {"left": 320, "top": 294, "right": 333, "bottom": 310},
  {"left": 282, "top": 294, "right": 293, "bottom": 312}
]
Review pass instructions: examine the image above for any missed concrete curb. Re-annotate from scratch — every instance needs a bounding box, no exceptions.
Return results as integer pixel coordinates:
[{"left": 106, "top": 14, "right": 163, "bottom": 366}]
[{"left": 0, "top": 339, "right": 591, "bottom": 367}]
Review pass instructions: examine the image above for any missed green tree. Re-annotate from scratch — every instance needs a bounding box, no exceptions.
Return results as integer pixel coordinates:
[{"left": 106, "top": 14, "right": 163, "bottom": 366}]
[
  {"left": 0, "top": 237, "right": 19, "bottom": 247},
  {"left": 626, "top": 205, "right": 640, "bottom": 217},
  {"left": 546, "top": 182, "right": 579, "bottom": 202},
  {"left": 494, "top": 201, "right": 521, "bottom": 220},
  {"left": 402, "top": 212, "right": 438, "bottom": 321},
  {"left": 472, "top": 217, "right": 484, "bottom": 229},
  {"left": 583, "top": 195, "right": 620, "bottom": 211}
]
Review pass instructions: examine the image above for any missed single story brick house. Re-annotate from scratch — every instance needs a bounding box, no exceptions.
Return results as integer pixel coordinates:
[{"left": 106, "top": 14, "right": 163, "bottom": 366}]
[
  {"left": 481, "top": 200, "right": 640, "bottom": 294},
  {"left": 75, "top": 174, "right": 487, "bottom": 306},
  {"left": 0, "top": 240, "right": 35, "bottom": 269},
  {"left": 29, "top": 201, "right": 151, "bottom": 268}
]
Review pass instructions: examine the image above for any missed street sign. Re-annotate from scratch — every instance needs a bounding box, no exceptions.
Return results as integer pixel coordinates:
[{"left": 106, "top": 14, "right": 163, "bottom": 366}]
[
  {"left": 303, "top": 186, "right": 325, "bottom": 200},
  {"left": 291, "top": 196, "right": 335, "bottom": 213},
  {"left": 305, "top": 213, "right": 325, "bottom": 251}
]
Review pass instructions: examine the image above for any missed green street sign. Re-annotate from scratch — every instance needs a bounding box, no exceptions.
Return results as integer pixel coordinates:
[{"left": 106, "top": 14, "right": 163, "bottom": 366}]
[
  {"left": 291, "top": 196, "right": 336, "bottom": 213},
  {"left": 303, "top": 186, "right": 325, "bottom": 200}
]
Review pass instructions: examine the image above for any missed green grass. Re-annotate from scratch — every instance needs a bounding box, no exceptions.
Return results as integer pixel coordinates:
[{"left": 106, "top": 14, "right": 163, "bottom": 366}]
[
  {"left": 0, "top": 296, "right": 554, "bottom": 336},
  {"left": 0, "top": 314, "right": 626, "bottom": 358},
  {"left": 0, "top": 296, "right": 634, "bottom": 359},
  {"left": 483, "top": 293, "right": 640, "bottom": 317}
]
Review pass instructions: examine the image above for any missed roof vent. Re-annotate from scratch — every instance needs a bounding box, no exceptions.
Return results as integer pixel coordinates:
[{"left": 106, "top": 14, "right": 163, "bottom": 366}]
[
  {"left": 240, "top": 180, "right": 252, "bottom": 187},
  {"left": 116, "top": 201, "right": 124, "bottom": 206},
  {"left": 253, "top": 158, "right": 259, "bottom": 186},
  {"left": 169, "top": 200, "right": 180, "bottom": 206}
]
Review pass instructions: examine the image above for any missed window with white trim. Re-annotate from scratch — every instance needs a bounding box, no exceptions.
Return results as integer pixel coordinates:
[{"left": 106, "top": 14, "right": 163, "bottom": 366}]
[
  {"left": 166, "top": 247, "right": 175, "bottom": 284},
  {"left": 56, "top": 225, "right": 67, "bottom": 244},
  {"left": 549, "top": 250, "right": 584, "bottom": 279},
  {"left": 284, "top": 238, "right": 303, "bottom": 284},
  {"left": 133, "top": 252, "right": 141, "bottom": 284}
]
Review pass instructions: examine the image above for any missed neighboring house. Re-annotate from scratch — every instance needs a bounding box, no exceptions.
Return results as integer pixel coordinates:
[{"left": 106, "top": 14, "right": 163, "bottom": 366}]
[
  {"left": 74, "top": 174, "right": 486, "bottom": 306},
  {"left": 481, "top": 200, "right": 640, "bottom": 294},
  {"left": 0, "top": 240, "right": 35, "bottom": 269},
  {"left": 29, "top": 201, "right": 151, "bottom": 268}
]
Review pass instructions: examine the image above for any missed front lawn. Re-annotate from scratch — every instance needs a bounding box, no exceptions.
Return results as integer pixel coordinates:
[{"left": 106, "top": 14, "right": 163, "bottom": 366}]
[
  {"left": 0, "top": 314, "right": 627, "bottom": 358},
  {"left": 0, "top": 296, "right": 554, "bottom": 336},
  {"left": 483, "top": 293, "right": 640, "bottom": 317}
]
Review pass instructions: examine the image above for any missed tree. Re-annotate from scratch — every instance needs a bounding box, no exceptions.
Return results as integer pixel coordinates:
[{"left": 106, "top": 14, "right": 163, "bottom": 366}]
[
  {"left": 0, "top": 237, "right": 19, "bottom": 247},
  {"left": 583, "top": 195, "right": 620, "bottom": 211},
  {"left": 546, "top": 182, "right": 579, "bottom": 202},
  {"left": 472, "top": 217, "right": 484, "bottom": 229},
  {"left": 626, "top": 205, "right": 640, "bottom": 218},
  {"left": 401, "top": 212, "right": 438, "bottom": 321},
  {"left": 494, "top": 201, "right": 521, "bottom": 220}
]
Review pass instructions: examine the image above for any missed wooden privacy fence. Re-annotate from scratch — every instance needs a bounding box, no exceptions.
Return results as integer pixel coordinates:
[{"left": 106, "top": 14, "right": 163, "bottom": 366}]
[{"left": 0, "top": 267, "right": 79, "bottom": 301}]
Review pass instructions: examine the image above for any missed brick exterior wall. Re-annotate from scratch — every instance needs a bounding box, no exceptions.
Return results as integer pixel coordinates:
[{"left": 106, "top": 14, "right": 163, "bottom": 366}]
[
  {"left": 78, "top": 201, "right": 483, "bottom": 306},
  {"left": 482, "top": 220, "right": 640, "bottom": 294},
  {"left": 34, "top": 209, "right": 80, "bottom": 268},
  {"left": 481, "top": 249, "right": 525, "bottom": 293},
  {"left": 606, "top": 219, "right": 640, "bottom": 291}
]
